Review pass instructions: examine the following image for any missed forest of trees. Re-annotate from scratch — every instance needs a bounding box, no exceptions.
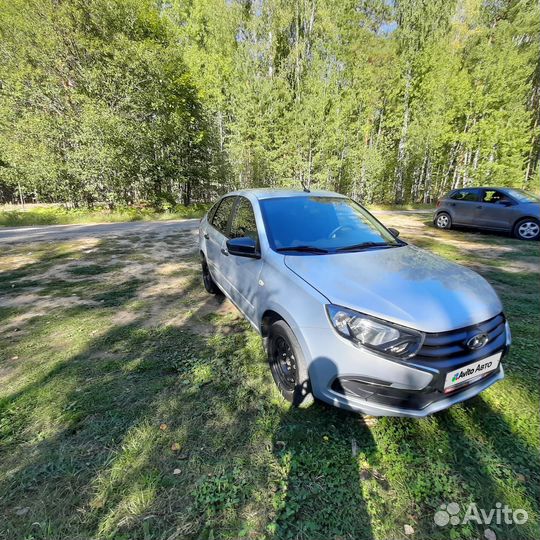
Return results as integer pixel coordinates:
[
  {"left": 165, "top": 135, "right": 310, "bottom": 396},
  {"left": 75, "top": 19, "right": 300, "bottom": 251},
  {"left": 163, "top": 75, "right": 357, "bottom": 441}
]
[{"left": 0, "top": 0, "right": 538, "bottom": 207}]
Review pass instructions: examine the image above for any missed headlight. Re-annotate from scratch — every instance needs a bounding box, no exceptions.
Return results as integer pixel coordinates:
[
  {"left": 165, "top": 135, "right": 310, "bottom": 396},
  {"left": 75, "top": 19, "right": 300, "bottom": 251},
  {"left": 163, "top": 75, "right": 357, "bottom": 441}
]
[{"left": 326, "top": 305, "right": 424, "bottom": 359}]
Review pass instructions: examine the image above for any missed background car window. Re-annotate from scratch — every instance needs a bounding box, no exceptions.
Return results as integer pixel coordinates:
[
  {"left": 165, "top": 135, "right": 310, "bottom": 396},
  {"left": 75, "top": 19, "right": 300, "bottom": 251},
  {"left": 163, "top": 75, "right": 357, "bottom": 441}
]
[
  {"left": 482, "top": 190, "right": 511, "bottom": 204},
  {"left": 230, "top": 197, "right": 259, "bottom": 242},
  {"left": 450, "top": 189, "right": 479, "bottom": 202},
  {"left": 504, "top": 188, "right": 539, "bottom": 203},
  {"left": 211, "top": 196, "right": 235, "bottom": 236}
]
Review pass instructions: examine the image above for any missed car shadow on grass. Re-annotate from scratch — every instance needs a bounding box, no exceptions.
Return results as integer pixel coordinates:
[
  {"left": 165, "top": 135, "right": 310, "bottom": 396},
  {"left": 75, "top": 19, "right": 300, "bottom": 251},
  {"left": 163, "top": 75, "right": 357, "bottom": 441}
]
[{"left": 0, "top": 277, "right": 379, "bottom": 540}]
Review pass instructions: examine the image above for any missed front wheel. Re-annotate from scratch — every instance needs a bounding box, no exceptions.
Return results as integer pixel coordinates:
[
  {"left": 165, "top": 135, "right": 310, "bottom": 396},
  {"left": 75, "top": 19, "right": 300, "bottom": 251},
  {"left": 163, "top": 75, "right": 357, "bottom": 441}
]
[
  {"left": 514, "top": 218, "right": 540, "bottom": 241},
  {"left": 435, "top": 212, "right": 452, "bottom": 230},
  {"left": 268, "top": 320, "right": 314, "bottom": 407}
]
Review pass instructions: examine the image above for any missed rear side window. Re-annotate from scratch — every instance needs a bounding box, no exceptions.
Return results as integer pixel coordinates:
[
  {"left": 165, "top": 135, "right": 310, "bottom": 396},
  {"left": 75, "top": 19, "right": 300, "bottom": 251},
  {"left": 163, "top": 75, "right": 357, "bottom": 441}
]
[
  {"left": 207, "top": 201, "right": 220, "bottom": 222},
  {"left": 230, "top": 197, "right": 259, "bottom": 242},
  {"left": 211, "top": 196, "right": 236, "bottom": 236},
  {"left": 450, "top": 189, "right": 479, "bottom": 202}
]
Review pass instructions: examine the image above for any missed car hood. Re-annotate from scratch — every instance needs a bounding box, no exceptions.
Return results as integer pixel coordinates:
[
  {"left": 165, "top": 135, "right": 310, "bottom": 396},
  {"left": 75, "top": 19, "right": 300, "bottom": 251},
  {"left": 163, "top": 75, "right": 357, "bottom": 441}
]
[{"left": 284, "top": 245, "right": 502, "bottom": 333}]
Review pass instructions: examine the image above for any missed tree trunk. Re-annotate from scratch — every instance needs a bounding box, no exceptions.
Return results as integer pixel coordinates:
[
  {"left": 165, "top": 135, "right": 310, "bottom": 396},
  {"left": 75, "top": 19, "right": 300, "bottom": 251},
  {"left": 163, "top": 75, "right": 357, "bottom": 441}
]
[{"left": 395, "top": 67, "right": 411, "bottom": 204}]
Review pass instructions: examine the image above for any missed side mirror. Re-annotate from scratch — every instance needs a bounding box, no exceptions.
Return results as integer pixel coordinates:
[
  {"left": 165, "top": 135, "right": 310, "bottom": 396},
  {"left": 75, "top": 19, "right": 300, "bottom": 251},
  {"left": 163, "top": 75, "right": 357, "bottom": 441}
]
[
  {"left": 388, "top": 227, "right": 400, "bottom": 238},
  {"left": 226, "top": 236, "right": 260, "bottom": 258}
]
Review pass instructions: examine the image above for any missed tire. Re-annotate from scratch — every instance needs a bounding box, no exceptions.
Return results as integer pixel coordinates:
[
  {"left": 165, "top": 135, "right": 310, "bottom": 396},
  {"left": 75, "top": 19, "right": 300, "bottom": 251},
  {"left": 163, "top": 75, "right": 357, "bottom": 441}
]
[
  {"left": 435, "top": 212, "right": 452, "bottom": 230},
  {"left": 513, "top": 218, "right": 540, "bottom": 241},
  {"left": 268, "top": 320, "right": 314, "bottom": 407},
  {"left": 201, "top": 254, "right": 222, "bottom": 294}
]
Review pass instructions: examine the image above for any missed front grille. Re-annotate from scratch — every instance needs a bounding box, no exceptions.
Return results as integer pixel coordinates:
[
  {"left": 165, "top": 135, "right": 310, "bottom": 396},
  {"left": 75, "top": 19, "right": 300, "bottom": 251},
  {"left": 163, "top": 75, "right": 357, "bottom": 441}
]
[
  {"left": 414, "top": 313, "right": 506, "bottom": 370},
  {"left": 329, "top": 314, "right": 507, "bottom": 410}
]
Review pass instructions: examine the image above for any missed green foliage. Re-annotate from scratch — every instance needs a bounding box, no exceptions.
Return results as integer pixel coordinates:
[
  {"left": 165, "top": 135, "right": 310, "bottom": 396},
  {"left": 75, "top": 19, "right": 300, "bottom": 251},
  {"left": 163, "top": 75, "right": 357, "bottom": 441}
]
[
  {"left": 0, "top": 0, "right": 538, "bottom": 206},
  {"left": 0, "top": 203, "right": 210, "bottom": 226}
]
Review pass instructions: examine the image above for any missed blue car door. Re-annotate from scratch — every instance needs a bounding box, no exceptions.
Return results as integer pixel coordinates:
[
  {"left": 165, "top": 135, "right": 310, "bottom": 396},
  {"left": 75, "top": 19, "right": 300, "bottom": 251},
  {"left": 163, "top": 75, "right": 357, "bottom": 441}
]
[{"left": 475, "top": 189, "right": 516, "bottom": 231}]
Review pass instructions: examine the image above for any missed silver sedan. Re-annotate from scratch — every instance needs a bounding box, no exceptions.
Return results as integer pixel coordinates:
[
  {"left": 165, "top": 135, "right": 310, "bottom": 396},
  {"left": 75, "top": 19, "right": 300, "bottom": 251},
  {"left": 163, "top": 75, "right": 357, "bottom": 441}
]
[{"left": 199, "top": 189, "right": 510, "bottom": 417}]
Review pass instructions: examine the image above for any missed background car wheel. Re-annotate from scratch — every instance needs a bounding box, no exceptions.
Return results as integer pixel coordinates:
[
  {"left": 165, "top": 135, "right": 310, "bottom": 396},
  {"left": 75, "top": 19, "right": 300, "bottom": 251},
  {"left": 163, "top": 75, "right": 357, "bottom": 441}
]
[
  {"left": 201, "top": 254, "right": 222, "bottom": 294},
  {"left": 268, "top": 320, "right": 314, "bottom": 407},
  {"left": 435, "top": 212, "right": 452, "bottom": 230},
  {"left": 514, "top": 218, "right": 540, "bottom": 241}
]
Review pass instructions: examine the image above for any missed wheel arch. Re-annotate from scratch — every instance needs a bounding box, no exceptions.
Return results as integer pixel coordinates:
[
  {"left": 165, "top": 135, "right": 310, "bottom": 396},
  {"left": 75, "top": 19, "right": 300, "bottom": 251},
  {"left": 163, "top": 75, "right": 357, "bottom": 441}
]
[
  {"left": 259, "top": 307, "right": 312, "bottom": 368},
  {"left": 513, "top": 215, "right": 539, "bottom": 229},
  {"left": 261, "top": 309, "right": 286, "bottom": 338}
]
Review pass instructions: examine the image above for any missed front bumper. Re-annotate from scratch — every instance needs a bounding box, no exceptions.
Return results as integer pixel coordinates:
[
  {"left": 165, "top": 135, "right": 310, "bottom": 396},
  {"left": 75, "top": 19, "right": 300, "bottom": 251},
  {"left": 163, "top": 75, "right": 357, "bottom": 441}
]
[
  {"left": 301, "top": 319, "right": 509, "bottom": 418},
  {"left": 325, "top": 365, "right": 504, "bottom": 417}
]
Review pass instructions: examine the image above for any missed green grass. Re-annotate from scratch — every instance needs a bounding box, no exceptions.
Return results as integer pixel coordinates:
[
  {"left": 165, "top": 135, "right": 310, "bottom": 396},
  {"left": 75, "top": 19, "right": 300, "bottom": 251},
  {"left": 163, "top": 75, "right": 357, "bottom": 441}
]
[
  {"left": 0, "top": 219, "right": 538, "bottom": 540},
  {"left": 0, "top": 204, "right": 210, "bottom": 227}
]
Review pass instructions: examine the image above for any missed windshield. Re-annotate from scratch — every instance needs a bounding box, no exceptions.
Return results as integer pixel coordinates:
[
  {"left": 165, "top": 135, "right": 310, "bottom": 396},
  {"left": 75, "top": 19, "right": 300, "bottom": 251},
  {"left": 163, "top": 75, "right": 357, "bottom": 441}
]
[
  {"left": 259, "top": 196, "right": 402, "bottom": 253},
  {"left": 504, "top": 189, "right": 540, "bottom": 203}
]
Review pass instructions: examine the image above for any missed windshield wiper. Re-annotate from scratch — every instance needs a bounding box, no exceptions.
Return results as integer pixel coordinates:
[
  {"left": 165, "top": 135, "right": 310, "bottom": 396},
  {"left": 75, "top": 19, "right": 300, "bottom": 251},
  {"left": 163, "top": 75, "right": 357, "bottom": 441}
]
[
  {"left": 336, "top": 241, "right": 396, "bottom": 252},
  {"left": 276, "top": 245, "right": 329, "bottom": 254}
]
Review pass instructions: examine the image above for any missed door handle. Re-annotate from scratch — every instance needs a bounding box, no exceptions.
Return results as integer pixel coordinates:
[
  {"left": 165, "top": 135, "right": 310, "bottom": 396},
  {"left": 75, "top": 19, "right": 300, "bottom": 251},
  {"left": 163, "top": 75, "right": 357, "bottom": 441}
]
[
  {"left": 450, "top": 202, "right": 456, "bottom": 206},
  {"left": 203, "top": 232, "right": 209, "bottom": 239},
  {"left": 476, "top": 205, "right": 482, "bottom": 209},
  {"left": 221, "top": 248, "right": 229, "bottom": 256}
]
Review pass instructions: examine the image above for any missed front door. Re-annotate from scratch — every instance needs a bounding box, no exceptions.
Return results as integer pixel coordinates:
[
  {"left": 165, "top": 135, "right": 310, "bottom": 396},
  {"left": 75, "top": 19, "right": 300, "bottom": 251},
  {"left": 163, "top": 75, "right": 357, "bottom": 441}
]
[
  {"left": 475, "top": 189, "right": 515, "bottom": 230},
  {"left": 225, "top": 196, "right": 264, "bottom": 324}
]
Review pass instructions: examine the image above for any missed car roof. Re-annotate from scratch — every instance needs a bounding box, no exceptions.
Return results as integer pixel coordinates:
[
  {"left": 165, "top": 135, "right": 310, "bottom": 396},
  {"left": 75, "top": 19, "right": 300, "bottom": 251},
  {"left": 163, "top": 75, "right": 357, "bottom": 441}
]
[
  {"left": 451, "top": 187, "right": 514, "bottom": 192},
  {"left": 225, "top": 188, "right": 347, "bottom": 200}
]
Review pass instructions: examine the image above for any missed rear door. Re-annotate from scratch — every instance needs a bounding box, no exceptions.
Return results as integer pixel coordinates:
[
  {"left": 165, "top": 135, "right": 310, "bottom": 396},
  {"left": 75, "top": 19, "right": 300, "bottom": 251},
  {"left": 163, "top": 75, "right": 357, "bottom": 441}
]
[
  {"left": 475, "top": 189, "right": 516, "bottom": 230},
  {"left": 225, "top": 196, "right": 264, "bottom": 323},
  {"left": 206, "top": 196, "right": 237, "bottom": 291},
  {"left": 448, "top": 189, "right": 481, "bottom": 225}
]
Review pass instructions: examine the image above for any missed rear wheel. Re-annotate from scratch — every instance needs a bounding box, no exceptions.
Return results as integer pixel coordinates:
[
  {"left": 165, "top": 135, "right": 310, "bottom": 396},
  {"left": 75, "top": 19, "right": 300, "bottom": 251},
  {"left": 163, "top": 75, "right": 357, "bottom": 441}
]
[
  {"left": 268, "top": 320, "right": 313, "bottom": 407},
  {"left": 514, "top": 218, "right": 540, "bottom": 241},
  {"left": 201, "top": 254, "right": 222, "bottom": 294},
  {"left": 435, "top": 212, "right": 452, "bottom": 230}
]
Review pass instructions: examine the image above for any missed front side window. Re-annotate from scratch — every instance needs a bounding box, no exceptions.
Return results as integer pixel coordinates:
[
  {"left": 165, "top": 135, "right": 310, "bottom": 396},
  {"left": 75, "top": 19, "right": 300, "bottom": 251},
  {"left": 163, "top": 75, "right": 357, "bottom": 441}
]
[
  {"left": 230, "top": 197, "right": 259, "bottom": 242},
  {"left": 504, "top": 189, "right": 539, "bottom": 203},
  {"left": 211, "top": 196, "right": 236, "bottom": 236},
  {"left": 482, "top": 190, "right": 511, "bottom": 204},
  {"left": 450, "top": 189, "right": 479, "bottom": 202},
  {"left": 259, "top": 196, "right": 401, "bottom": 253}
]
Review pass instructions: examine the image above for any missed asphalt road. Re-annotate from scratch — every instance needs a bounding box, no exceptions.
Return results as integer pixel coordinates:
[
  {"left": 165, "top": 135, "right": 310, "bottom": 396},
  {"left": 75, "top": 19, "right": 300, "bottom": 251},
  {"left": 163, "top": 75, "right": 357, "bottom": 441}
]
[
  {"left": 0, "top": 209, "right": 432, "bottom": 244},
  {"left": 0, "top": 219, "right": 201, "bottom": 244}
]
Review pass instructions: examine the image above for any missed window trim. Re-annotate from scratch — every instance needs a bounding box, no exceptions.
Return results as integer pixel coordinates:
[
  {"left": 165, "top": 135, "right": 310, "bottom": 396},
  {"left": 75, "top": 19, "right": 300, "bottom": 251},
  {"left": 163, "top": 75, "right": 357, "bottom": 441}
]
[{"left": 209, "top": 195, "right": 237, "bottom": 238}]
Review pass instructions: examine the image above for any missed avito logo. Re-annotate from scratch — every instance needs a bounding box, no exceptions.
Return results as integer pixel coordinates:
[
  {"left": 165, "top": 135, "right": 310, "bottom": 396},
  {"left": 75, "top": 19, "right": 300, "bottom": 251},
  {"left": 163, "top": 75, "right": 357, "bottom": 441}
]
[{"left": 452, "top": 367, "right": 474, "bottom": 383}]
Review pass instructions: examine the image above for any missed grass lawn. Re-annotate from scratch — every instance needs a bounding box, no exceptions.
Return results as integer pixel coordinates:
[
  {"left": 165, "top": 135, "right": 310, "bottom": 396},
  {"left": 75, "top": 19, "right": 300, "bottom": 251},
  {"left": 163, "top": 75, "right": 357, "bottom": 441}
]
[
  {"left": 0, "top": 215, "right": 538, "bottom": 540},
  {"left": 0, "top": 204, "right": 210, "bottom": 227}
]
